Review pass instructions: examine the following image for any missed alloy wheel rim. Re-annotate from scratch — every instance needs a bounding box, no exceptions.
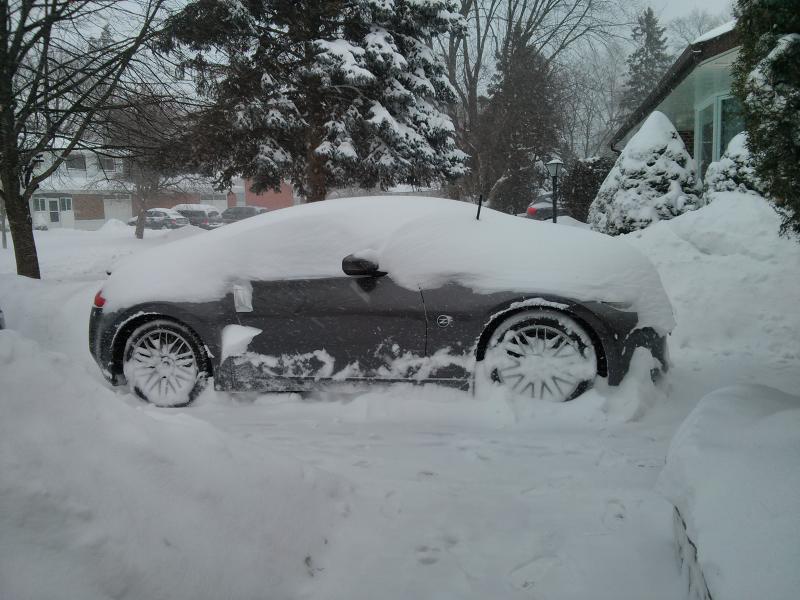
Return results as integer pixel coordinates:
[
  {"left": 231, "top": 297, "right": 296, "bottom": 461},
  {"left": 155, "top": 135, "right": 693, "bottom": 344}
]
[
  {"left": 490, "top": 324, "right": 592, "bottom": 401},
  {"left": 126, "top": 328, "right": 198, "bottom": 406}
]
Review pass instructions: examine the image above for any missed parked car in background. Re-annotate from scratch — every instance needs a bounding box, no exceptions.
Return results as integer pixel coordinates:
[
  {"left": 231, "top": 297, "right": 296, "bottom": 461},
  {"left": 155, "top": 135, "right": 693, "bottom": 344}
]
[
  {"left": 525, "top": 201, "right": 570, "bottom": 221},
  {"left": 90, "top": 196, "right": 672, "bottom": 408},
  {"left": 0, "top": 306, "right": 5, "bottom": 329},
  {"left": 173, "top": 204, "right": 223, "bottom": 229},
  {"left": 127, "top": 208, "right": 189, "bottom": 229},
  {"left": 221, "top": 205, "right": 268, "bottom": 224}
]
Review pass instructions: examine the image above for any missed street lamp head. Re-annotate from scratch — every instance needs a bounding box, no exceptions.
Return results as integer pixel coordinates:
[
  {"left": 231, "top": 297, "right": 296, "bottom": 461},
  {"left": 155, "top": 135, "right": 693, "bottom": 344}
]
[{"left": 546, "top": 158, "right": 564, "bottom": 179}]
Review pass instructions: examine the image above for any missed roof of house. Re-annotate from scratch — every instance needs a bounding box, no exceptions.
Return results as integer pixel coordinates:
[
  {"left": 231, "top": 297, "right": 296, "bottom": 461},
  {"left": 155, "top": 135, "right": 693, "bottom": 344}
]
[{"left": 610, "top": 21, "right": 740, "bottom": 152}]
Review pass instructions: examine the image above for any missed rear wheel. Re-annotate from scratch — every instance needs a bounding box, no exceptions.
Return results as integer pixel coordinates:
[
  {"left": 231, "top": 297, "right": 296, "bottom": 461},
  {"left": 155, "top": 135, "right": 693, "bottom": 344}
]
[
  {"left": 122, "top": 319, "right": 209, "bottom": 407},
  {"left": 482, "top": 310, "right": 597, "bottom": 402}
]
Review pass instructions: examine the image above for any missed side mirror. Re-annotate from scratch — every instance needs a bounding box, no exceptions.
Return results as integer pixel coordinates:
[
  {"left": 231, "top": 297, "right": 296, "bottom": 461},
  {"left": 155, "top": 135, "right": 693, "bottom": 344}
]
[{"left": 342, "top": 253, "right": 386, "bottom": 277}]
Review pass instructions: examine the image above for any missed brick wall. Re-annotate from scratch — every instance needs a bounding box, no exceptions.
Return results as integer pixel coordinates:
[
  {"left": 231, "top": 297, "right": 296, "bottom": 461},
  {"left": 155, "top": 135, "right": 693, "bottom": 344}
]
[
  {"left": 678, "top": 130, "right": 695, "bottom": 157},
  {"left": 244, "top": 180, "right": 294, "bottom": 210}
]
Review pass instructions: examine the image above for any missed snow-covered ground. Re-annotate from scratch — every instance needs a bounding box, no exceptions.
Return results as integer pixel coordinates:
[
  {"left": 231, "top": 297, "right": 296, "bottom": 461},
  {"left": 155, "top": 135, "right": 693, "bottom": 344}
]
[{"left": 1, "top": 192, "right": 798, "bottom": 599}]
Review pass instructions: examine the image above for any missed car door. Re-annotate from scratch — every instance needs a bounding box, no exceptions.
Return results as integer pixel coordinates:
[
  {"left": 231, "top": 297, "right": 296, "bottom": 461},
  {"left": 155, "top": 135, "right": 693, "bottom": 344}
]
[{"left": 230, "top": 273, "right": 427, "bottom": 389}]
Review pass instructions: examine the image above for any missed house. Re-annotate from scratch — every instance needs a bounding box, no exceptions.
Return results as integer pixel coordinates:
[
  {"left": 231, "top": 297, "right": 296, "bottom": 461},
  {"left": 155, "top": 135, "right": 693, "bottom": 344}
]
[
  {"left": 610, "top": 21, "right": 744, "bottom": 180},
  {"left": 29, "top": 151, "right": 295, "bottom": 230}
]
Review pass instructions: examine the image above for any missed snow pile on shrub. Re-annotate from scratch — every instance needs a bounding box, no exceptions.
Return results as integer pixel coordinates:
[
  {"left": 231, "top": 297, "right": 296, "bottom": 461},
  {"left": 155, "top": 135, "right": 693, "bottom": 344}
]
[
  {"left": 657, "top": 384, "right": 800, "bottom": 600},
  {"left": 589, "top": 111, "right": 702, "bottom": 235},
  {"left": 0, "top": 330, "right": 350, "bottom": 600},
  {"left": 622, "top": 191, "right": 800, "bottom": 364},
  {"left": 704, "top": 132, "right": 766, "bottom": 196},
  {"left": 102, "top": 196, "right": 675, "bottom": 333}
]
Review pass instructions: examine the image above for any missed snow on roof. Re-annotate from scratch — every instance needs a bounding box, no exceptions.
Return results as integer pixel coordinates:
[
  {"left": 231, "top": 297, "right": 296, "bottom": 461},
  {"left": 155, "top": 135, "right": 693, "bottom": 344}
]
[
  {"left": 692, "top": 19, "right": 736, "bottom": 44},
  {"left": 102, "top": 196, "right": 674, "bottom": 333}
]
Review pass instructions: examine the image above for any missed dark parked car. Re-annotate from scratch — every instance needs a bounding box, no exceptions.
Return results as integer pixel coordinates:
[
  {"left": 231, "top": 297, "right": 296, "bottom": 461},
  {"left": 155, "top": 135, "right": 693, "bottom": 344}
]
[
  {"left": 90, "top": 197, "right": 672, "bottom": 407},
  {"left": 127, "top": 208, "right": 189, "bottom": 229},
  {"left": 173, "top": 204, "right": 223, "bottom": 229},
  {"left": 0, "top": 306, "right": 5, "bottom": 330},
  {"left": 222, "top": 205, "right": 268, "bottom": 224}
]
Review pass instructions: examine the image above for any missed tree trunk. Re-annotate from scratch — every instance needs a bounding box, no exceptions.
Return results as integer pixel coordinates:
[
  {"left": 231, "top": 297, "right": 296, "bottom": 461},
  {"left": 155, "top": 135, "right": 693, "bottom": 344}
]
[
  {"left": 134, "top": 189, "right": 147, "bottom": 239},
  {"left": 305, "top": 128, "right": 328, "bottom": 202},
  {"left": 2, "top": 176, "right": 41, "bottom": 279}
]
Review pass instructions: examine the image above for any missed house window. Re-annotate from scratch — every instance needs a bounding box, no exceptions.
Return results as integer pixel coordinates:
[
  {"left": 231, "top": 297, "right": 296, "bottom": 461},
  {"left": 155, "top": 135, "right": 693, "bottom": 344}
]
[
  {"left": 33, "top": 197, "right": 47, "bottom": 212},
  {"left": 697, "top": 103, "right": 715, "bottom": 180},
  {"left": 59, "top": 197, "right": 72, "bottom": 211},
  {"left": 65, "top": 153, "right": 86, "bottom": 170},
  {"left": 99, "top": 156, "right": 116, "bottom": 172},
  {"left": 694, "top": 94, "right": 746, "bottom": 181}
]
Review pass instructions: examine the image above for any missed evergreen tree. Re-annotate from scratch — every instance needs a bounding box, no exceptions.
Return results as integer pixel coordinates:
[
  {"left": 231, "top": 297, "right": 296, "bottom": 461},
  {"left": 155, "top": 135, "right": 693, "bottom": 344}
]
[
  {"left": 162, "top": 0, "right": 466, "bottom": 201},
  {"left": 588, "top": 111, "right": 701, "bottom": 235},
  {"left": 561, "top": 156, "right": 615, "bottom": 222},
  {"left": 704, "top": 132, "right": 767, "bottom": 197},
  {"left": 731, "top": 0, "right": 800, "bottom": 235},
  {"left": 477, "top": 35, "right": 564, "bottom": 214},
  {"left": 621, "top": 8, "right": 672, "bottom": 116}
]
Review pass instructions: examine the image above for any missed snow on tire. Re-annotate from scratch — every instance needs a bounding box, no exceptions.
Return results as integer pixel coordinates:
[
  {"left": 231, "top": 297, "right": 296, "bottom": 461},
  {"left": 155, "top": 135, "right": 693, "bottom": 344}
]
[
  {"left": 479, "top": 309, "right": 598, "bottom": 402},
  {"left": 122, "top": 319, "right": 209, "bottom": 408}
]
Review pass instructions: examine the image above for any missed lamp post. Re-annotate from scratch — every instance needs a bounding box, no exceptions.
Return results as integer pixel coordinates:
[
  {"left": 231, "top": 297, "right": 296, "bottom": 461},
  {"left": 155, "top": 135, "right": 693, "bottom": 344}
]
[{"left": 545, "top": 158, "right": 564, "bottom": 224}]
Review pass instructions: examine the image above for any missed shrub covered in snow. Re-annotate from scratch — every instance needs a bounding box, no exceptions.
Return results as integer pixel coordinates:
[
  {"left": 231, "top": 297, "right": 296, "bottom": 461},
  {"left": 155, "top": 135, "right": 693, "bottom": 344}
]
[
  {"left": 588, "top": 111, "right": 702, "bottom": 235},
  {"left": 703, "top": 132, "right": 766, "bottom": 197}
]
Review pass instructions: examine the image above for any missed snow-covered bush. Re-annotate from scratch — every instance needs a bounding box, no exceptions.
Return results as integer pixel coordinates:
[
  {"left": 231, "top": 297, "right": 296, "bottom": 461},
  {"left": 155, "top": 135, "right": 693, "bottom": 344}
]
[
  {"left": 588, "top": 111, "right": 702, "bottom": 235},
  {"left": 704, "top": 132, "right": 766, "bottom": 197}
]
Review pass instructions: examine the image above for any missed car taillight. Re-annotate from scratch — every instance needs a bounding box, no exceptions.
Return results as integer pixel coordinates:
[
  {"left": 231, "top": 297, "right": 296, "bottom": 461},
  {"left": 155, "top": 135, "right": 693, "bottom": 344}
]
[
  {"left": 527, "top": 206, "right": 537, "bottom": 216},
  {"left": 203, "top": 218, "right": 209, "bottom": 225},
  {"left": 94, "top": 290, "right": 106, "bottom": 308}
]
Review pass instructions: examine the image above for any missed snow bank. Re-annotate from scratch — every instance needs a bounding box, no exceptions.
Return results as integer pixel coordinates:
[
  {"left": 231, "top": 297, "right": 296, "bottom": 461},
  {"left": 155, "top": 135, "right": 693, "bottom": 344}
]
[
  {"left": 657, "top": 384, "right": 800, "bottom": 600},
  {"left": 98, "top": 218, "right": 129, "bottom": 231},
  {"left": 623, "top": 191, "right": 800, "bottom": 366},
  {"left": 0, "top": 330, "right": 350, "bottom": 599},
  {"left": 102, "top": 196, "right": 675, "bottom": 333}
]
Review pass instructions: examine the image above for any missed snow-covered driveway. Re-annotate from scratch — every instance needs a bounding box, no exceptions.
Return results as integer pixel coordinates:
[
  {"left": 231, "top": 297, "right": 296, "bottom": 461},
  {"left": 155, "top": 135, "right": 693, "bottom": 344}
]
[{"left": 1, "top": 194, "right": 798, "bottom": 599}]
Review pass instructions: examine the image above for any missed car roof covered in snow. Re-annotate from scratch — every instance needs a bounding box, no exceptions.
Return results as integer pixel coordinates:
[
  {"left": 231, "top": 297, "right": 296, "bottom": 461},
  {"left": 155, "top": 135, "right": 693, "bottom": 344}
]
[
  {"left": 102, "top": 196, "right": 674, "bottom": 332},
  {"left": 173, "top": 203, "right": 219, "bottom": 212}
]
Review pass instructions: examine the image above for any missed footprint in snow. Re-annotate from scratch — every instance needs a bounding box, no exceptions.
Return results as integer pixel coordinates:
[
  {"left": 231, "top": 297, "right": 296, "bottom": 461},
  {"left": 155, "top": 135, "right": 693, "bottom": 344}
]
[{"left": 415, "top": 545, "right": 441, "bottom": 566}]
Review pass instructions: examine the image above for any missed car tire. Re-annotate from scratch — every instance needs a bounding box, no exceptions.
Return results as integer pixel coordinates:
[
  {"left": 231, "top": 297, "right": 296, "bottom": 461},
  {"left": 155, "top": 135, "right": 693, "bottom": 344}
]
[
  {"left": 480, "top": 309, "right": 598, "bottom": 402},
  {"left": 122, "top": 319, "right": 210, "bottom": 407}
]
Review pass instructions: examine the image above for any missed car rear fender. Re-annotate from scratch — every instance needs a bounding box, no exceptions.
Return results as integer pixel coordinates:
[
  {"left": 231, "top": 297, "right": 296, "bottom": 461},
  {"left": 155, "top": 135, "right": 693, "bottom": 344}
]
[{"left": 106, "top": 298, "right": 233, "bottom": 379}]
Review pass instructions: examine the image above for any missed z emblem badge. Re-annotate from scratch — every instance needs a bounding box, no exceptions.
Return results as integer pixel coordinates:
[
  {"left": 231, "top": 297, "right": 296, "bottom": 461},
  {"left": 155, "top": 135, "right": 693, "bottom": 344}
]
[{"left": 436, "top": 314, "right": 454, "bottom": 328}]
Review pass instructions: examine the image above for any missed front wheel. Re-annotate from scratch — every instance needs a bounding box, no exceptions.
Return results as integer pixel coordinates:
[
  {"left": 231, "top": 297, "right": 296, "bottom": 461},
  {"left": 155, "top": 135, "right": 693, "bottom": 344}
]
[
  {"left": 122, "top": 319, "right": 209, "bottom": 407},
  {"left": 481, "top": 310, "right": 598, "bottom": 402}
]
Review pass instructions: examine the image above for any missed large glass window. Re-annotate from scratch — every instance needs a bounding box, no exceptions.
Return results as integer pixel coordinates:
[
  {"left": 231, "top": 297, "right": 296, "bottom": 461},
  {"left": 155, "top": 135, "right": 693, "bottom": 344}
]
[
  {"left": 698, "top": 103, "right": 714, "bottom": 179},
  {"left": 65, "top": 153, "right": 86, "bottom": 170},
  {"left": 720, "top": 96, "right": 745, "bottom": 155}
]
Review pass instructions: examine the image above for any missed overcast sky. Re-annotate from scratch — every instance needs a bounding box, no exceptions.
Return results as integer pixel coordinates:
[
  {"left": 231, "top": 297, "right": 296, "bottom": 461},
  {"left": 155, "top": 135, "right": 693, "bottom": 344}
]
[{"left": 651, "top": 0, "right": 734, "bottom": 21}]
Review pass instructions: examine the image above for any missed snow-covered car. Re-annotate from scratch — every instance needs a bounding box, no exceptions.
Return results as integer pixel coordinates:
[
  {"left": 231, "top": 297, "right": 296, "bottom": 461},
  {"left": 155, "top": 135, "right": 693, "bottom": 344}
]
[
  {"left": 173, "top": 204, "right": 223, "bottom": 229},
  {"left": 127, "top": 209, "right": 189, "bottom": 229},
  {"left": 221, "top": 205, "right": 268, "bottom": 224},
  {"left": 89, "top": 196, "right": 673, "bottom": 407}
]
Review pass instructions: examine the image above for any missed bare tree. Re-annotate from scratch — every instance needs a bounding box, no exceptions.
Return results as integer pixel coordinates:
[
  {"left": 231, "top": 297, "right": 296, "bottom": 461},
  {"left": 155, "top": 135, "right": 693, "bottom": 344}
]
[
  {"left": 437, "top": 0, "right": 622, "bottom": 199},
  {"left": 560, "top": 39, "right": 628, "bottom": 158},
  {"left": 0, "top": 0, "right": 167, "bottom": 278},
  {"left": 667, "top": 8, "right": 732, "bottom": 53}
]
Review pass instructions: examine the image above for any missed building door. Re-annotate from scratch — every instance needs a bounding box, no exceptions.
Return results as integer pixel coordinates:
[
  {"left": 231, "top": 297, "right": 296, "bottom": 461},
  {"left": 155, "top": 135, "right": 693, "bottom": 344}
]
[{"left": 48, "top": 199, "right": 60, "bottom": 226}]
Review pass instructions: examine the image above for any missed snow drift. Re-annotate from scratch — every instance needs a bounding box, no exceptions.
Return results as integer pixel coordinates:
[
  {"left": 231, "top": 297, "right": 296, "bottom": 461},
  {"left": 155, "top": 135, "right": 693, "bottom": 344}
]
[
  {"left": 101, "top": 196, "right": 675, "bottom": 333},
  {"left": 658, "top": 384, "right": 800, "bottom": 600},
  {"left": 0, "top": 330, "right": 350, "bottom": 600}
]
